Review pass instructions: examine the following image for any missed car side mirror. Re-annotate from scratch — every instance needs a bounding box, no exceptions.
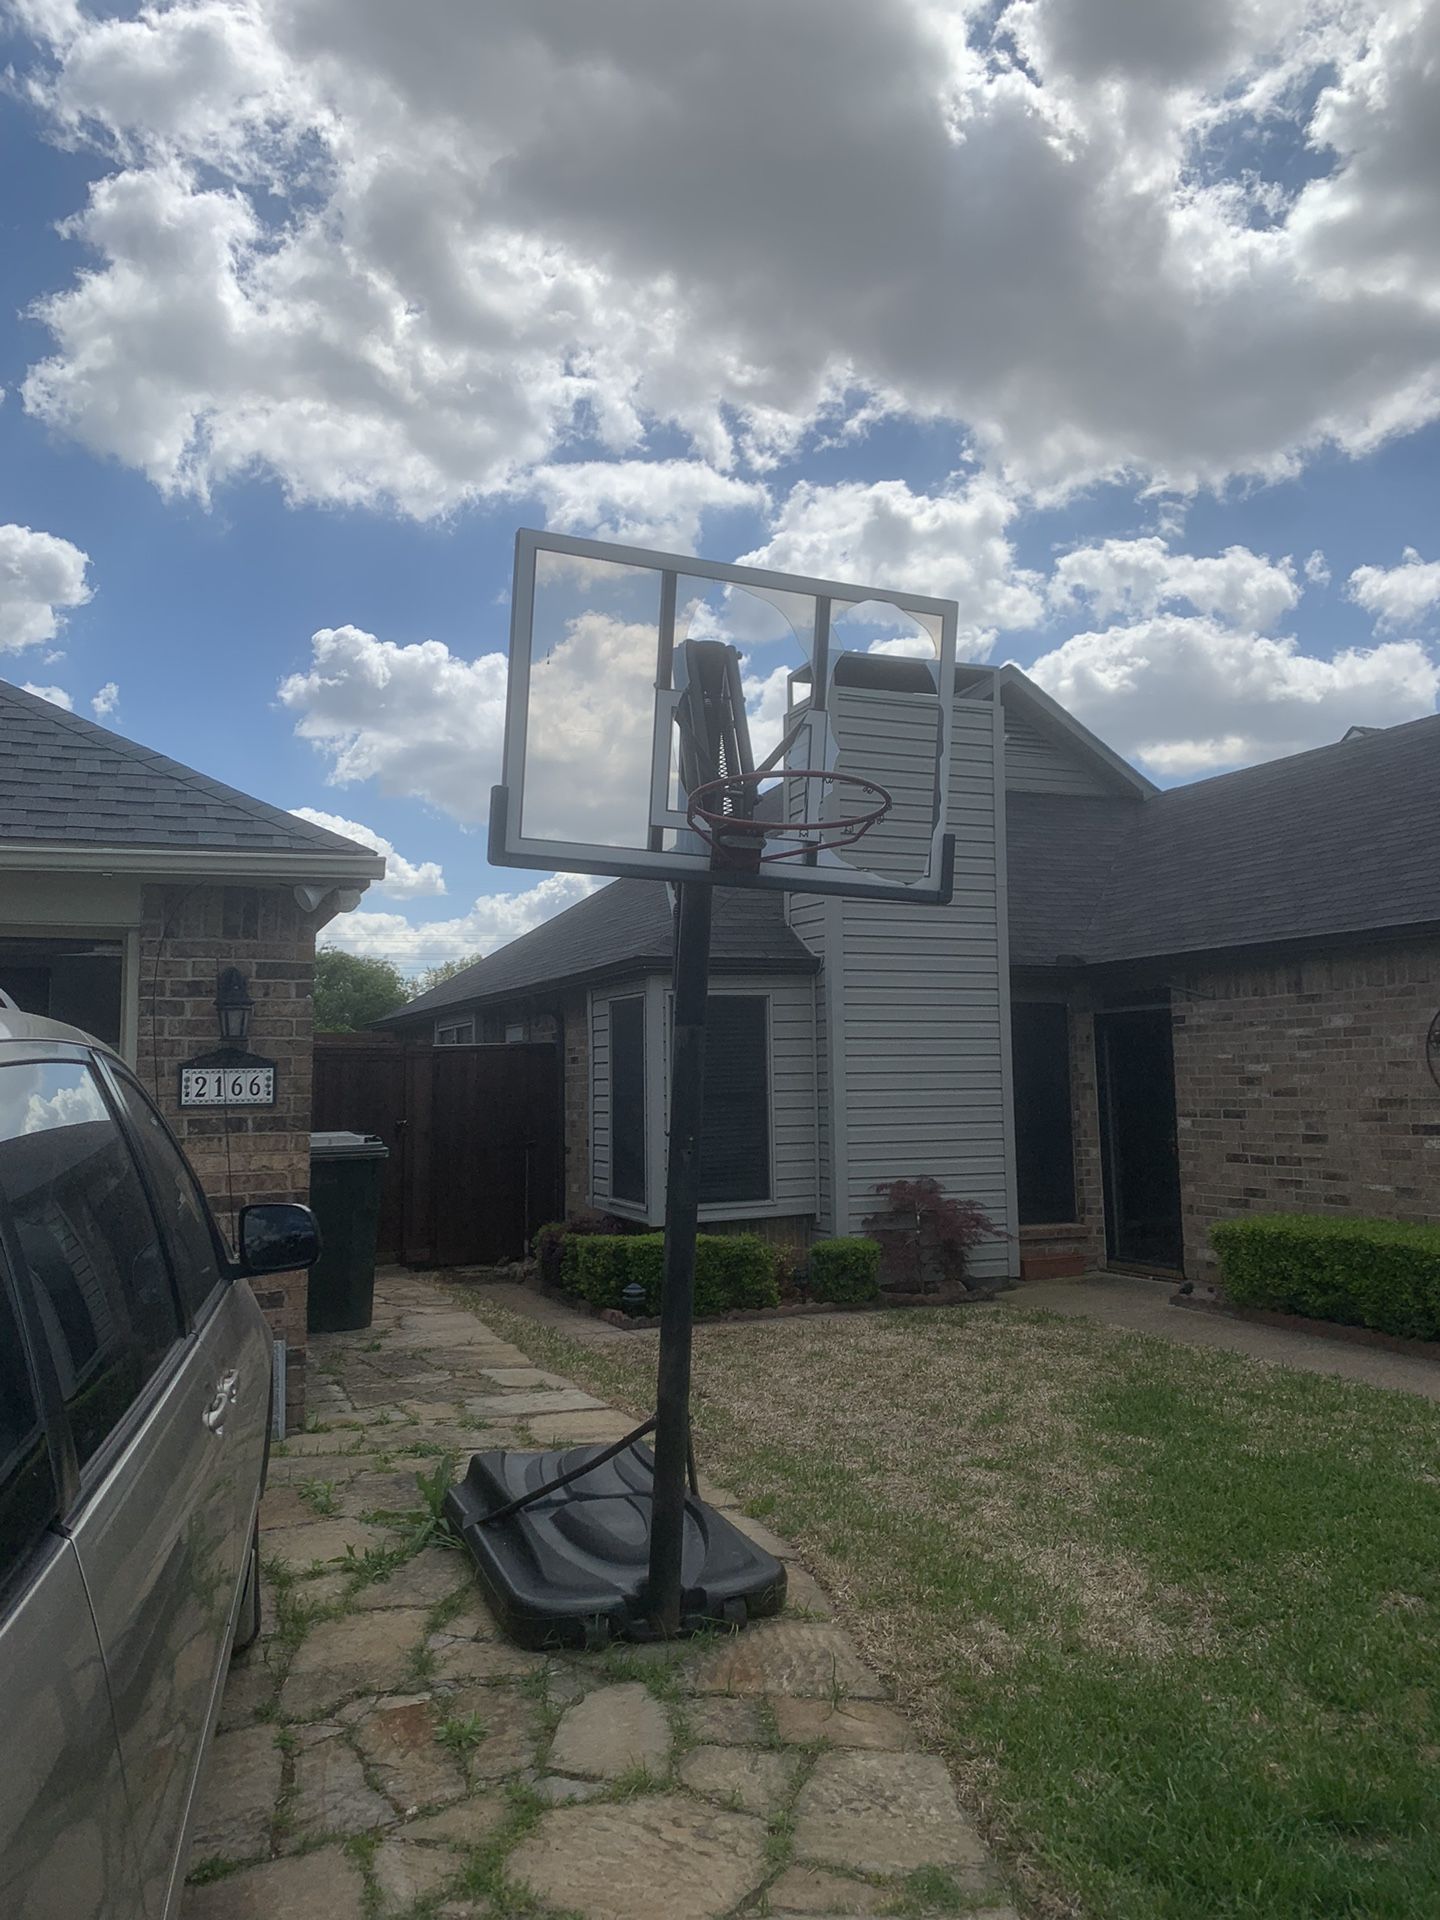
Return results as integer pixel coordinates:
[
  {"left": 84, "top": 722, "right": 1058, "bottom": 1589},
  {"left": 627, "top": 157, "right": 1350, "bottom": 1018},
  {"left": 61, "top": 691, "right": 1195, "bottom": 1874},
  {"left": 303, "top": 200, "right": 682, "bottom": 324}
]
[{"left": 238, "top": 1203, "right": 321, "bottom": 1275}]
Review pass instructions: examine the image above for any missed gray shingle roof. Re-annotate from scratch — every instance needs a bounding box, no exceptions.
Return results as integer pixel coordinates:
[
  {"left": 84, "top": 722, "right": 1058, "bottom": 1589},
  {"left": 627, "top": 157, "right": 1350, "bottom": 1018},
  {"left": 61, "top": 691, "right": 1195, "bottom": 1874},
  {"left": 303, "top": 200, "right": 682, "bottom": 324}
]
[
  {"left": 1086, "top": 711, "right": 1440, "bottom": 963},
  {"left": 377, "top": 707, "right": 1440, "bottom": 1017},
  {"left": 0, "top": 678, "right": 379, "bottom": 865},
  {"left": 1005, "top": 792, "right": 1141, "bottom": 968},
  {"left": 388, "top": 878, "right": 818, "bottom": 1022}
]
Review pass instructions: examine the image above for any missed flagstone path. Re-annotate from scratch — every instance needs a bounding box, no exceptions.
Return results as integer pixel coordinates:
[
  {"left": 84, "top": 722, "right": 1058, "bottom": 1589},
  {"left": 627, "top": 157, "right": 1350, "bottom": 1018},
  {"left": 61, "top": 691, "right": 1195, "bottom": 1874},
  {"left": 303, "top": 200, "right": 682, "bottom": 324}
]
[{"left": 184, "top": 1270, "right": 1017, "bottom": 1920}]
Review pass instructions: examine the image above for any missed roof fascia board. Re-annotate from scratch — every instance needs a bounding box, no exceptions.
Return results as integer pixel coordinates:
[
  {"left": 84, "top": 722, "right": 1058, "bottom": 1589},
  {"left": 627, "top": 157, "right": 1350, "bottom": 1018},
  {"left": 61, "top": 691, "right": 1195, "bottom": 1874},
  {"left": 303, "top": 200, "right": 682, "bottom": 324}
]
[
  {"left": 383, "top": 951, "right": 820, "bottom": 1024},
  {"left": 1075, "top": 915, "right": 1440, "bottom": 976},
  {"left": 997, "top": 666, "right": 1156, "bottom": 797},
  {"left": 0, "top": 843, "right": 384, "bottom": 882}
]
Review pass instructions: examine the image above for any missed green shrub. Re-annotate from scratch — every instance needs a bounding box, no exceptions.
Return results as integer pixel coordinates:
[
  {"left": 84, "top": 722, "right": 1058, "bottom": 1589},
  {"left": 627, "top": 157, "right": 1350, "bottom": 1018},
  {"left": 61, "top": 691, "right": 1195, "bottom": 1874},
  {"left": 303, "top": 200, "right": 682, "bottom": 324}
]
[
  {"left": 1212, "top": 1212, "right": 1440, "bottom": 1340},
  {"left": 533, "top": 1210, "right": 624, "bottom": 1287},
  {"left": 809, "top": 1236, "right": 882, "bottom": 1304},
  {"left": 561, "top": 1231, "right": 779, "bottom": 1317}
]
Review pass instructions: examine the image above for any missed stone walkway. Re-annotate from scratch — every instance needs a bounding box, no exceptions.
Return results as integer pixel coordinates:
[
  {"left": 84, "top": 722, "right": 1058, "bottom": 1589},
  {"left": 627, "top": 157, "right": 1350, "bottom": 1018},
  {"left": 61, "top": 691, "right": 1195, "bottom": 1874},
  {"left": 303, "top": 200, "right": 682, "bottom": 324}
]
[
  {"left": 184, "top": 1271, "right": 1016, "bottom": 1920},
  {"left": 1011, "top": 1272, "right": 1440, "bottom": 1402}
]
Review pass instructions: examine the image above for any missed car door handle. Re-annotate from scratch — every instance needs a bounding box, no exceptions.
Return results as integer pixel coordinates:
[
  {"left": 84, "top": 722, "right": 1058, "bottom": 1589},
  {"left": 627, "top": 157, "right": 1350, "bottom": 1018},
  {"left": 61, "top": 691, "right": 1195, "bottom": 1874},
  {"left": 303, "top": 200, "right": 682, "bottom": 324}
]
[{"left": 203, "top": 1372, "right": 238, "bottom": 1435}]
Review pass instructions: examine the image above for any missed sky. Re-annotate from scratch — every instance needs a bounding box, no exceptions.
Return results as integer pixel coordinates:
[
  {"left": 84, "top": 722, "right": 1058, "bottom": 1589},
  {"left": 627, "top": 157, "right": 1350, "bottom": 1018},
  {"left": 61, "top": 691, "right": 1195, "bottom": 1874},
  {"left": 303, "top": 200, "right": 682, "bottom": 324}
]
[{"left": 2, "top": 0, "right": 1438, "bottom": 973}]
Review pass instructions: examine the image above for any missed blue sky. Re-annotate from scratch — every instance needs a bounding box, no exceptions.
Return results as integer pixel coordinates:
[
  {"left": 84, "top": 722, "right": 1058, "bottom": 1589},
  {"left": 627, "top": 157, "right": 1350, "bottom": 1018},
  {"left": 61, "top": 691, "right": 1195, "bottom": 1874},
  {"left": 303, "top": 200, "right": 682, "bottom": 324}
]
[{"left": 2, "top": 2, "right": 1438, "bottom": 971}]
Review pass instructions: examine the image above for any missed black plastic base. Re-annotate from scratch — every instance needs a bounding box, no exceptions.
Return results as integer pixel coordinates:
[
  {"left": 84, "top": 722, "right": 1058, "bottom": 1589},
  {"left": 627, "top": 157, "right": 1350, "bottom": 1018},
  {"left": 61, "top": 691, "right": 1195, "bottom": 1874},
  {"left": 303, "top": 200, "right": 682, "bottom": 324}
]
[{"left": 443, "top": 1442, "right": 787, "bottom": 1650}]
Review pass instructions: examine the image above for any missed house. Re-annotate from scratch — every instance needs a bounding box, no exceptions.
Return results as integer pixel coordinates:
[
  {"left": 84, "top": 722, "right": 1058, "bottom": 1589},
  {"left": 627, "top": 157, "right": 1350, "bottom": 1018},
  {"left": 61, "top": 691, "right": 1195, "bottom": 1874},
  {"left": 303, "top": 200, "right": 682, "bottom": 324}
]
[
  {"left": 384, "top": 664, "right": 1440, "bottom": 1284},
  {"left": 0, "top": 679, "right": 384, "bottom": 1424}
]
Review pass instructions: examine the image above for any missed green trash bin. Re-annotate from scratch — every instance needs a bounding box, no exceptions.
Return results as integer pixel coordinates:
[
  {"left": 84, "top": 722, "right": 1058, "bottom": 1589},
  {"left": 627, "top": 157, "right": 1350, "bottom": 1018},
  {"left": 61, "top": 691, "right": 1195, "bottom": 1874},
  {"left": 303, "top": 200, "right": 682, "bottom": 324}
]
[{"left": 306, "top": 1131, "right": 389, "bottom": 1333}]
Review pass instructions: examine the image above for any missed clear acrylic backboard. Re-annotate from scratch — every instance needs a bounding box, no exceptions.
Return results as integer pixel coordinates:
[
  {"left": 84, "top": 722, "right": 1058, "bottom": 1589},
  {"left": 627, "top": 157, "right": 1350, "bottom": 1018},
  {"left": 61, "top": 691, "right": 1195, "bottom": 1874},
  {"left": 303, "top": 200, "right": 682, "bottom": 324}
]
[{"left": 490, "top": 530, "right": 959, "bottom": 904}]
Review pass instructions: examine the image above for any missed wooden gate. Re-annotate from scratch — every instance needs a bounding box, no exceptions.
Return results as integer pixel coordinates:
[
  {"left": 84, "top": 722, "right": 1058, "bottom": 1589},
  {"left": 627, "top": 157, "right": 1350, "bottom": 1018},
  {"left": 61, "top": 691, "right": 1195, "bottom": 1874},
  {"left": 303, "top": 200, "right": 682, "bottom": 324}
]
[{"left": 312, "top": 1039, "right": 563, "bottom": 1266}]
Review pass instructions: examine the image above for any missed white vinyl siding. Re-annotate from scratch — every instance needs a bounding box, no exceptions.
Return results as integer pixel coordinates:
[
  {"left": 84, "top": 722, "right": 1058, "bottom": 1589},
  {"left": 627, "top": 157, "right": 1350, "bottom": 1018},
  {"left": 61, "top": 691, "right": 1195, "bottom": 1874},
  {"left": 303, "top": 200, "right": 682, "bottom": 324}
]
[
  {"left": 1004, "top": 713, "right": 1114, "bottom": 796},
  {"left": 789, "top": 687, "right": 1018, "bottom": 1279}
]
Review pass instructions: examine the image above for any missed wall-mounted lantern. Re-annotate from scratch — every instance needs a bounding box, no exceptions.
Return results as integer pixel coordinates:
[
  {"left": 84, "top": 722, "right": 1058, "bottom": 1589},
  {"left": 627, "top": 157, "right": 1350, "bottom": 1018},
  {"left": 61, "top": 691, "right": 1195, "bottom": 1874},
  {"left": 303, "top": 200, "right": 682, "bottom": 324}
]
[{"left": 216, "top": 967, "right": 255, "bottom": 1046}]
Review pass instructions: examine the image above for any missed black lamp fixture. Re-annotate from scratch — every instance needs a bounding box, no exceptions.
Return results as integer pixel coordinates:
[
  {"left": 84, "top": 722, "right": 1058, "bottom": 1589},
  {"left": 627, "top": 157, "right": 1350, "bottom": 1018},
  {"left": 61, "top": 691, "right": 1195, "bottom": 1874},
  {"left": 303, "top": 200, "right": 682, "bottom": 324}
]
[{"left": 215, "top": 966, "right": 255, "bottom": 1047}]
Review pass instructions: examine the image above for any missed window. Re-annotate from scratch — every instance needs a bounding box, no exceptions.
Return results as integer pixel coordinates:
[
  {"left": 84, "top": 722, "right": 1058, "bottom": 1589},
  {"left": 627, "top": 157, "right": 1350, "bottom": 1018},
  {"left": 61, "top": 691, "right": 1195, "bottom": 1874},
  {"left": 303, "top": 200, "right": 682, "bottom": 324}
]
[
  {"left": 0, "top": 1274, "right": 56, "bottom": 1593},
  {"left": 504, "top": 1023, "right": 527, "bottom": 1044},
  {"left": 0, "top": 1062, "right": 181, "bottom": 1471},
  {"left": 610, "top": 997, "right": 646, "bottom": 1205},
  {"left": 1011, "top": 1002, "right": 1078, "bottom": 1225},
  {"left": 699, "top": 997, "right": 770, "bottom": 1205},
  {"left": 436, "top": 1019, "right": 475, "bottom": 1046},
  {"left": 110, "top": 1070, "right": 225, "bottom": 1319}
]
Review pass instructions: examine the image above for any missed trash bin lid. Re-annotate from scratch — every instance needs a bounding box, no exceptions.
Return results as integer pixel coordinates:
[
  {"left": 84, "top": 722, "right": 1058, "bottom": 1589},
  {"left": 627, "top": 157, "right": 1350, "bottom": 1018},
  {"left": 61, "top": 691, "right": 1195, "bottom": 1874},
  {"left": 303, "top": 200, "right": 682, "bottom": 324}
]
[{"left": 309, "top": 1130, "right": 389, "bottom": 1160}]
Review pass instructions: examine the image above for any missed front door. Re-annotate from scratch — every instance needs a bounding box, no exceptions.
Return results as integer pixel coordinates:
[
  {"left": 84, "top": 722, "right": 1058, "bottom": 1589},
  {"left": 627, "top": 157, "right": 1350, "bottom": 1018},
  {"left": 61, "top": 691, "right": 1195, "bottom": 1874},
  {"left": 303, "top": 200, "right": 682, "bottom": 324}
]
[{"left": 1095, "top": 1004, "right": 1184, "bottom": 1271}]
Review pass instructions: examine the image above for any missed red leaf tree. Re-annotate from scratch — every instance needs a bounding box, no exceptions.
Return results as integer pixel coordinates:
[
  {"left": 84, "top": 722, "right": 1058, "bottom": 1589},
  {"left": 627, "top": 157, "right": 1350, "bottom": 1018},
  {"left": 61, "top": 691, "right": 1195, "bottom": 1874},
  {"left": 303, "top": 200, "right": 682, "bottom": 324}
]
[{"left": 863, "top": 1176, "right": 1005, "bottom": 1293}]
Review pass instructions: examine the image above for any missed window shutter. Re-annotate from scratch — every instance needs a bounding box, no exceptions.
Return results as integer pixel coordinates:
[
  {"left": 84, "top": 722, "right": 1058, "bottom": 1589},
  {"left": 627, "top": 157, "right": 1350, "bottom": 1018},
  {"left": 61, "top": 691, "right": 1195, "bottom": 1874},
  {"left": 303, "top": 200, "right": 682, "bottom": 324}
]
[
  {"left": 610, "top": 997, "right": 646, "bottom": 1204},
  {"left": 699, "top": 997, "right": 770, "bottom": 1204}
]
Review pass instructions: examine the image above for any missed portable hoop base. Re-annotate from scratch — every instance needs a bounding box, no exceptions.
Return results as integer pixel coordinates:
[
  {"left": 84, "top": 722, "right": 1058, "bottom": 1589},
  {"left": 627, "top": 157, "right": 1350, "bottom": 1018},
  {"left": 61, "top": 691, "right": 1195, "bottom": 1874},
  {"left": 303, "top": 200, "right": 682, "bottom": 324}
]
[{"left": 443, "top": 1441, "right": 786, "bottom": 1650}]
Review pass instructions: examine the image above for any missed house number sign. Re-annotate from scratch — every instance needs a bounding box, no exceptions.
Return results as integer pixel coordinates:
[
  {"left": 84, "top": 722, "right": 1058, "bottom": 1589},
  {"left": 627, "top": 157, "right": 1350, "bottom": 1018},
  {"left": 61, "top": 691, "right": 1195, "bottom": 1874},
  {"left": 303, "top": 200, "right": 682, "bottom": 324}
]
[{"left": 179, "top": 1061, "right": 277, "bottom": 1107}]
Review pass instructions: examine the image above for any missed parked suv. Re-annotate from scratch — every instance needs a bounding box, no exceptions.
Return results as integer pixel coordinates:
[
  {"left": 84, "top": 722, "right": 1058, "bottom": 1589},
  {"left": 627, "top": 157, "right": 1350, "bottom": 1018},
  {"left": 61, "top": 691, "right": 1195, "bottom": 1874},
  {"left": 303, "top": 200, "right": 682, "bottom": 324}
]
[{"left": 0, "top": 1004, "right": 319, "bottom": 1920}]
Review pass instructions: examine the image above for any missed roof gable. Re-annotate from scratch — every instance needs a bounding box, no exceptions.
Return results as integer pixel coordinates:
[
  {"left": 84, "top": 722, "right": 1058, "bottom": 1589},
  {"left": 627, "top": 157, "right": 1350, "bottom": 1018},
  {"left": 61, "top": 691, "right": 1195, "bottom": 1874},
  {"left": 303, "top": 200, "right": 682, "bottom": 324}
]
[
  {"left": 0, "top": 679, "right": 382, "bottom": 869},
  {"left": 997, "top": 667, "right": 1157, "bottom": 799}
]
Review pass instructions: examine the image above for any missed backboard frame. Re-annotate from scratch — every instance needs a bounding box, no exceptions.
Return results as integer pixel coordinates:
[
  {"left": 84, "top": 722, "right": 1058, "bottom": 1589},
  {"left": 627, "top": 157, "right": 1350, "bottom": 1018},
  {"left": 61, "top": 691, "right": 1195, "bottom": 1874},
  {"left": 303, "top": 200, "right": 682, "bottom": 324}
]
[{"left": 489, "top": 529, "right": 959, "bottom": 906}]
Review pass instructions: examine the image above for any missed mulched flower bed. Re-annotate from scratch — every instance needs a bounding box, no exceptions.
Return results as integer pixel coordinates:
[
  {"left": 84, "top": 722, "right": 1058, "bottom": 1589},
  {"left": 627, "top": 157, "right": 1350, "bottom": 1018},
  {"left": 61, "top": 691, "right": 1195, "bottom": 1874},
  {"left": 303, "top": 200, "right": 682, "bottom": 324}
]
[{"left": 1171, "top": 1286, "right": 1440, "bottom": 1363}]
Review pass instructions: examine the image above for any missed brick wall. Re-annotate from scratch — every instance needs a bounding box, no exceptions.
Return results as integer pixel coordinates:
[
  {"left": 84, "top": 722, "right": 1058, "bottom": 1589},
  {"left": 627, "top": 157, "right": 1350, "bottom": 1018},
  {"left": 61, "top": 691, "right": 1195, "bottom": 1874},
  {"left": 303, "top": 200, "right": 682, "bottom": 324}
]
[
  {"left": 1172, "top": 937, "right": 1440, "bottom": 1278},
  {"left": 1066, "top": 1001, "right": 1108, "bottom": 1266},
  {"left": 137, "top": 882, "right": 319, "bottom": 1430},
  {"left": 1013, "top": 989, "right": 1107, "bottom": 1275},
  {"left": 561, "top": 989, "right": 590, "bottom": 1215}
]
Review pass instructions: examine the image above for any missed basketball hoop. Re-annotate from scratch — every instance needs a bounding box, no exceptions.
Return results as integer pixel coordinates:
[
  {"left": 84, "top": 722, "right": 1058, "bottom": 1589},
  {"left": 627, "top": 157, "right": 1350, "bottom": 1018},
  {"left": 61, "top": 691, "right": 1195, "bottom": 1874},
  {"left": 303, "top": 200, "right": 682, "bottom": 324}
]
[
  {"left": 686, "top": 768, "right": 892, "bottom": 873},
  {"left": 456, "top": 527, "right": 961, "bottom": 1648}
]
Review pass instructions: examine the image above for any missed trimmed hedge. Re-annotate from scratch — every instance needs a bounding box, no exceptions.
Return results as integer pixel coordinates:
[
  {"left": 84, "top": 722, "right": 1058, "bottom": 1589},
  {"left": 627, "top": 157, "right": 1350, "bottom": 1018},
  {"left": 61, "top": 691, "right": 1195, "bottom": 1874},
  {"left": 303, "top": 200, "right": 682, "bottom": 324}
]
[
  {"left": 810, "top": 1236, "right": 882, "bottom": 1305},
  {"left": 533, "top": 1210, "right": 623, "bottom": 1288},
  {"left": 1212, "top": 1212, "right": 1440, "bottom": 1341},
  {"left": 561, "top": 1231, "right": 779, "bottom": 1317}
]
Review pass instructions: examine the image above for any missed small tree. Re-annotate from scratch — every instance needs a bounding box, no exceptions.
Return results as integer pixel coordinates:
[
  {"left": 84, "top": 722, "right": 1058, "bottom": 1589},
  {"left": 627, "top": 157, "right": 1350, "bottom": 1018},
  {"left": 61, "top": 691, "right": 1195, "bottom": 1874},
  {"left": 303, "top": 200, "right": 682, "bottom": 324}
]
[
  {"left": 863, "top": 1176, "right": 1004, "bottom": 1293},
  {"left": 410, "top": 956, "right": 476, "bottom": 998},
  {"left": 313, "top": 949, "right": 410, "bottom": 1031}
]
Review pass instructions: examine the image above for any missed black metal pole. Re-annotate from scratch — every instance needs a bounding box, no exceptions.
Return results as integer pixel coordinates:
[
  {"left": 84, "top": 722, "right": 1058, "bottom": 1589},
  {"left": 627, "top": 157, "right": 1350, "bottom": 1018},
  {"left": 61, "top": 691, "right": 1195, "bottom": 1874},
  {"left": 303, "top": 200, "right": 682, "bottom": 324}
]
[{"left": 646, "top": 879, "right": 713, "bottom": 1633}]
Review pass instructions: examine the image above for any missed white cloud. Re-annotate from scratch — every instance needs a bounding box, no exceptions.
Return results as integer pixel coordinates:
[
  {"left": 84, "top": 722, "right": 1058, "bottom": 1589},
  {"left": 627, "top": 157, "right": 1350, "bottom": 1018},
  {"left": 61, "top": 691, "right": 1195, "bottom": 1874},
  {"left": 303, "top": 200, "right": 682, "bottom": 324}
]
[
  {"left": 525, "top": 462, "right": 769, "bottom": 553},
  {"left": 0, "top": 523, "right": 91, "bottom": 651},
  {"left": 1026, "top": 614, "right": 1440, "bottom": 774},
  {"left": 12, "top": 0, "right": 1440, "bottom": 508},
  {"left": 741, "top": 478, "right": 1043, "bottom": 659},
  {"left": 324, "top": 873, "right": 598, "bottom": 970},
  {"left": 1304, "top": 550, "right": 1331, "bottom": 588},
  {"left": 1049, "top": 537, "right": 1300, "bottom": 630},
  {"left": 20, "top": 682, "right": 74, "bottom": 710},
  {"left": 277, "top": 613, "right": 661, "bottom": 847},
  {"left": 289, "top": 806, "right": 445, "bottom": 898},
  {"left": 278, "top": 625, "right": 507, "bottom": 825},
  {"left": 1347, "top": 549, "right": 1440, "bottom": 629},
  {"left": 90, "top": 679, "right": 119, "bottom": 717}
]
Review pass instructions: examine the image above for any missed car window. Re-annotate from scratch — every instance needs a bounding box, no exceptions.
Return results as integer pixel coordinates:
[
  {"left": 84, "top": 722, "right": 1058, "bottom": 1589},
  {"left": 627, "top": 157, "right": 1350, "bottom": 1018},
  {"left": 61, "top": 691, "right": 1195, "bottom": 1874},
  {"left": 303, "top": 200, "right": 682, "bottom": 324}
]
[
  {"left": 109, "top": 1070, "right": 225, "bottom": 1320},
  {"left": 0, "top": 1271, "right": 56, "bottom": 1596},
  {"left": 0, "top": 1062, "right": 182, "bottom": 1472}
]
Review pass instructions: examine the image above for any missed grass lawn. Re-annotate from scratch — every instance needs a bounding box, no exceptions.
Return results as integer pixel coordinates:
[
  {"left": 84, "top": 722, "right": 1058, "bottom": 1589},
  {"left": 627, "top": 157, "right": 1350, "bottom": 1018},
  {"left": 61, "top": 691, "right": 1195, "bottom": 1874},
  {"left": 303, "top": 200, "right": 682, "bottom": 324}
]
[{"left": 467, "top": 1296, "right": 1440, "bottom": 1920}]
